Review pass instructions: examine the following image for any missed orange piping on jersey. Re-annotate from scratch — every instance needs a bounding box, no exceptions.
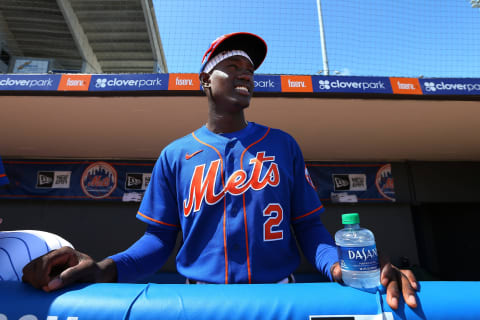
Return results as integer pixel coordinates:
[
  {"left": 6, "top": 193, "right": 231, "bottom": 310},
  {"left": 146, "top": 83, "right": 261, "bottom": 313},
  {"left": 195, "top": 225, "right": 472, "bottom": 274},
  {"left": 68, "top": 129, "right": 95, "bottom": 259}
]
[
  {"left": 137, "top": 211, "right": 180, "bottom": 228},
  {"left": 0, "top": 174, "right": 6, "bottom": 178},
  {"left": 222, "top": 197, "right": 228, "bottom": 284},
  {"left": 240, "top": 127, "right": 271, "bottom": 284},
  {"left": 292, "top": 204, "right": 324, "bottom": 221},
  {"left": 192, "top": 132, "right": 228, "bottom": 284}
]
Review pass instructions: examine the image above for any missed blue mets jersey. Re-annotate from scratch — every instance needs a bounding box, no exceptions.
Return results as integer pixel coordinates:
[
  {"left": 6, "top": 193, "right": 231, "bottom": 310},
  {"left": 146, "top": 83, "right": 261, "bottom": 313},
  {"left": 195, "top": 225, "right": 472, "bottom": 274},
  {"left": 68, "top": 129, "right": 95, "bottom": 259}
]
[
  {"left": 0, "top": 156, "right": 8, "bottom": 186},
  {"left": 0, "top": 230, "right": 73, "bottom": 281},
  {"left": 137, "top": 122, "right": 325, "bottom": 284}
]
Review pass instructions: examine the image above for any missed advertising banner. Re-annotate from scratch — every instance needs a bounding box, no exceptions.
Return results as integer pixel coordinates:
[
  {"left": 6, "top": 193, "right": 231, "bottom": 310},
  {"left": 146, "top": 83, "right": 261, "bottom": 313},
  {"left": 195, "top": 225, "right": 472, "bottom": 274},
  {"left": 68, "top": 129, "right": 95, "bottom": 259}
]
[
  {"left": 0, "top": 74, "right": 61, "bottom": 91},
  {"left": 4, "top": 73, "right": 480, "bottom": 96},
  {"left": 0, "top": 159, "right": 394, "bottom": 203},
  {"left": 168, "top": 73, "right": 200, "bottom": 90},
  {"left": 307, "top": 163, "right": 395, "bottom": 202},
  {"left": 89, "top": 74, "right": 169, "bottom": 91},
  {"left": 253, "top": 75, "right": 281, "bottom": 92},
  {"left": 281, "top": 75, "right": 313, "bottom": 92},
  {"left": 312, "top": 76, "right": 392, "bottom": 94},
  {"left": 420, "top": 78, "right": 480, "bottom": 95},
  {"left": 389, "top": 77, "right": 423, "bottom": 95},
  {"left": 0, "top": 159, "right": 155, "bottom": 202},
  {"left": 57, "top": 74, "right": 91, "bottom": 91}
]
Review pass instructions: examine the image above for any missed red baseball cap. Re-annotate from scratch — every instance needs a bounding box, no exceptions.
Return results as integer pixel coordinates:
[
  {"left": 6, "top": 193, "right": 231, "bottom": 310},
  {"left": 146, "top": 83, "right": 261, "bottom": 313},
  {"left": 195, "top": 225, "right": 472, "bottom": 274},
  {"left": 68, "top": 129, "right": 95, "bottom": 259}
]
[{"left": 200, "top": 32, "right": 267, "bottom": 73}]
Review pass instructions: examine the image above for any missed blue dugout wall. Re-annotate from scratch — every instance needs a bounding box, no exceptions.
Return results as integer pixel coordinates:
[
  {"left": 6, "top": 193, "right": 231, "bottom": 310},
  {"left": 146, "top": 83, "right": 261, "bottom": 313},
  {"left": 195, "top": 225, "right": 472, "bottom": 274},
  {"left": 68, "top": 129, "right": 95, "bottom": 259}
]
[{"left": 1, "top": 281, "right": 479, "bottom": 320}]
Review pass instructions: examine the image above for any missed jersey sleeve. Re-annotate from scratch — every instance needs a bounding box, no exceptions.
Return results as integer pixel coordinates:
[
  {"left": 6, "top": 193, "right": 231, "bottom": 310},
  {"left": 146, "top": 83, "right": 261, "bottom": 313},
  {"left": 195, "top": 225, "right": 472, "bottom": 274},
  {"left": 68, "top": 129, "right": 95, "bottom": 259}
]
[
  {"left": 136, "top": 150, "right": 181, "bottom": 230},
  {"left": 109, "top": 225, "right": 178, "bottom": 283},
  {"left": 293, "top": 216, "right": 339, "bottom": 281},
  {"left": 0, "top": 156, "right": 9, "bottom": 186},
  {"left": 288, "top": 137, "right": 324, "bottom": 223}
]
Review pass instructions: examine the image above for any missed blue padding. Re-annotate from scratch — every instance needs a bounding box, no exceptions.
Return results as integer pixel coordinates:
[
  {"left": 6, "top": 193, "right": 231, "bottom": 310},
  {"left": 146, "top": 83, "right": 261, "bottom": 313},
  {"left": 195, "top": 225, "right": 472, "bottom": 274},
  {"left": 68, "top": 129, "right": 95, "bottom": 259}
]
[{"left": 1, "top": 281, "right": 479, "bottom": 320}]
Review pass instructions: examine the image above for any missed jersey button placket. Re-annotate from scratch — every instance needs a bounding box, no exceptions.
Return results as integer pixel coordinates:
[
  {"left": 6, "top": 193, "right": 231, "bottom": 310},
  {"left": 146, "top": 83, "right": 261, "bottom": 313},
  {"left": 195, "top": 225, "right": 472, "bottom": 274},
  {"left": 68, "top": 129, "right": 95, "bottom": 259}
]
[{"left": 224, "top": 138, "right": 248, "bottom": 282}]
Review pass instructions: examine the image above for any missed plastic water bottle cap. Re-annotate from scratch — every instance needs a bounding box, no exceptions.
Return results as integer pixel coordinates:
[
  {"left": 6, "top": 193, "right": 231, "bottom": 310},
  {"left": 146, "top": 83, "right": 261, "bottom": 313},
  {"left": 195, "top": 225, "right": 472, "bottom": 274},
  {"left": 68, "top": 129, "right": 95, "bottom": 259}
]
[{"left": 342, "top": 213, "right": 360, "bottom": 224}]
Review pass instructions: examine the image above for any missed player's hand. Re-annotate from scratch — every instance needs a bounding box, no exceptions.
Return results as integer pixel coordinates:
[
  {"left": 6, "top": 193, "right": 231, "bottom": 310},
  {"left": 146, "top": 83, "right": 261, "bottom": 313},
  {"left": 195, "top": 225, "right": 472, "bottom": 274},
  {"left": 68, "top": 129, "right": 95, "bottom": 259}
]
[
  {"left": 330, "top": 260, "right": 418, "bottom": 310},
  {"left": 380, "top": 260, "right": 418, "bottom": 310},
  {"left": 22, "top": 246, "right": 117, "bottom": 292},
  {"left": 330, "top": 262, "right": 343, "bottom": 284}
]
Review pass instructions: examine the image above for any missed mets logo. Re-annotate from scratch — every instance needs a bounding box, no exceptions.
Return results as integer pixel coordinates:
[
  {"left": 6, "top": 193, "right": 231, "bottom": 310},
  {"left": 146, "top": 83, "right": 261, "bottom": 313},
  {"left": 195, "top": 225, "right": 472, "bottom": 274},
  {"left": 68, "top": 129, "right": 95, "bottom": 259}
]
[
  {"left": 183, "top": 152, "right": 279, "bottom": 217},
  {"left": 81, "top": 162, "right": 117, "bottom": 199},
  {"left": 375, "top": 164, "right": 395, "bottom": 201}
]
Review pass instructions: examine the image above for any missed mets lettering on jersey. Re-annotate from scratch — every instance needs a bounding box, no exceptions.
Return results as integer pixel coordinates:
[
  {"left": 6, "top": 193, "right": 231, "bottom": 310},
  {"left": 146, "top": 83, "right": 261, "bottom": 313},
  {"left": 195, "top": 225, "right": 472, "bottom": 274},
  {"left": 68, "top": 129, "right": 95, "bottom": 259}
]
[
  {"left": 183, "top": 152, "right": 280, "bottom": 217},
  {"left": 137, "top": 122, "right": 324, "bottom": 284}
]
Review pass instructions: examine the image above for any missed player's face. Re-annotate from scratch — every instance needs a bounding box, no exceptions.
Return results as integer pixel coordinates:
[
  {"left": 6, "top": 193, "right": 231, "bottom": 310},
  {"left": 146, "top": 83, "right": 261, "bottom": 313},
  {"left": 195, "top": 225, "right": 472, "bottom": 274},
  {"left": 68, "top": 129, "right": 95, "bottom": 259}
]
[{"left": 208, "top": 56, "right": 254, "bottom": 111}]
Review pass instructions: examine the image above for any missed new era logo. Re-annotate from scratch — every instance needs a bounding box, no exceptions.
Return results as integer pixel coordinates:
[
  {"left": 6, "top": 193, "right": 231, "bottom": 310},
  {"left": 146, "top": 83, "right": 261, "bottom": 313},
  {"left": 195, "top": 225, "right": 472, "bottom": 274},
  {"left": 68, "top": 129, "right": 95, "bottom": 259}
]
[
  {"left": 332, "top": 174, "right": 367, "bottom": 191},
  {"left": 125, "top": 173, "right": 151, "bottom": 190},
  {"left": 332, "top": 174, "right": 350, "bottom": 191},
  {"left": 37, "top": 172, "right": 54, "bottom": 188},
  {"left": 36, "top": 171, "right": 71, "bottom": 188}
]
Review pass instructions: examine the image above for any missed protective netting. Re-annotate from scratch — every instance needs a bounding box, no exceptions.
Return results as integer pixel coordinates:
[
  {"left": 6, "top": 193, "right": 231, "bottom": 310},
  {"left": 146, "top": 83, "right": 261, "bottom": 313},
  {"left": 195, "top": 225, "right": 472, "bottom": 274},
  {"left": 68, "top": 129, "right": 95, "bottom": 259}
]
[{"left": 154, "top": 0, "right": 480, "bottom": 77}]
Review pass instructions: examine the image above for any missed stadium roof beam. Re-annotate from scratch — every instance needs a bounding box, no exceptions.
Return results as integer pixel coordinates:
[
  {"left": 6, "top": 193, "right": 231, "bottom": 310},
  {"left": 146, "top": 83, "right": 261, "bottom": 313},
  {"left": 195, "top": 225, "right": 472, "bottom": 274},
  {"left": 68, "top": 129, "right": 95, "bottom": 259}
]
[
  {"left": 140, "top": 0, "right": 168, "bottom": 73},
  {"left": 0, "top": 0, "right": 167, "bottom": 74},
  {"left": 56, "top": 0, "right": 102, "bottom": 73}
]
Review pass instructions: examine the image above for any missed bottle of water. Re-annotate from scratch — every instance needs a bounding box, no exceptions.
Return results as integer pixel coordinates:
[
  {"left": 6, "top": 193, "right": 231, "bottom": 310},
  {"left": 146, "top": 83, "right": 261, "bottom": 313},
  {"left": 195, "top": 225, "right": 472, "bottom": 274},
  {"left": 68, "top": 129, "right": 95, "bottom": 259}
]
[{"left": 335, "top": 213, "right": 381, "bottom": 289}]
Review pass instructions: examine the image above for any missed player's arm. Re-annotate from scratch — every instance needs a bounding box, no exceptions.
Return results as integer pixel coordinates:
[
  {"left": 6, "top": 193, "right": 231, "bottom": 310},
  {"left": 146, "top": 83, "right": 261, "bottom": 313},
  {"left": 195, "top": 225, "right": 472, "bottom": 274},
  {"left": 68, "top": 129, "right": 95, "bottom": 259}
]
[
  {"left": 23, "top": 225, "right": 178, "bottom": 291},
  {"left": 293, "top": 216, "right": 338, "bottom": 281},
  {"left": 109, "top": 224, "right": 178, "bottom": 282},
  {"left": 294, "top": 216, "right": 418, "bottom": 309}
]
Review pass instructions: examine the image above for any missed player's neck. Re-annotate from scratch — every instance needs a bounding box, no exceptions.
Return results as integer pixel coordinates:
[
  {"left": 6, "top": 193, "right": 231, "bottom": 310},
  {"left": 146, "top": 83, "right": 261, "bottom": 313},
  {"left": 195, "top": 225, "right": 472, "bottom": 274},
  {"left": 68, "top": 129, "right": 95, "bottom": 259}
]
[{"left": 206, "top": 114, "right": 248, "bottom": 134}]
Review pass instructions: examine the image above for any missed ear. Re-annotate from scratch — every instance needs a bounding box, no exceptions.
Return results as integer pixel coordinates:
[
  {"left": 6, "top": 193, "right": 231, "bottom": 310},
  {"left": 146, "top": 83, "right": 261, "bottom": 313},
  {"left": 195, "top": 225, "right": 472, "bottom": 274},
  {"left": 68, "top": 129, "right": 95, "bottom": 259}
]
[{"left": 199, "top": 72, "right": 211, "bottom": 88}]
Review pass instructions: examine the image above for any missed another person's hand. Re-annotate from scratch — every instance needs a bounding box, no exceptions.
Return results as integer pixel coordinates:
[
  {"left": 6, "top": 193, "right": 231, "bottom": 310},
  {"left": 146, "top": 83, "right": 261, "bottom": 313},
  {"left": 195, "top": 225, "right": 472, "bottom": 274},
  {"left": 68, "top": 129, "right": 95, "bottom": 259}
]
[
  {"left": 22, "top": 246, "right": 117, "bottom": 292},
  {"left": 331, "top": 260, "right": 418, "bottom": 310}
]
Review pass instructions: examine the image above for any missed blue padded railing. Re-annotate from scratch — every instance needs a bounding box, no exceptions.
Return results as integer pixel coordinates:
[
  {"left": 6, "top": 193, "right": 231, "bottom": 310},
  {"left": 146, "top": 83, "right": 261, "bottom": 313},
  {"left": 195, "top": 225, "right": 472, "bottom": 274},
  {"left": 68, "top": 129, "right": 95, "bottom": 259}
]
[{"left": 1, "top": 281, "right": 479, "bottom": 320}]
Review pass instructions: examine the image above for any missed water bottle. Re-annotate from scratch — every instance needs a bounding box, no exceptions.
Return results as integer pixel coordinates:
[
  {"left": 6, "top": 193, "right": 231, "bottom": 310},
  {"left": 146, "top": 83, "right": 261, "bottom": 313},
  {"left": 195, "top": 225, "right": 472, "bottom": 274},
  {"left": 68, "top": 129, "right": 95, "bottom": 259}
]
[{"left": 335, "top": 213, "right": 381, "bottom": 289}]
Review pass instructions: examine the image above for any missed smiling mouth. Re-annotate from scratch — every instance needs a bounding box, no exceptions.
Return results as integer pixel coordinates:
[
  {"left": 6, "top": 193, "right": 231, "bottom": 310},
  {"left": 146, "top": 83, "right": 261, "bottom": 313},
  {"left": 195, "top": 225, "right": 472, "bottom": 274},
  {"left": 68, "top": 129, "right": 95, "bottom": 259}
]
[{"left": 235, "top": 85, "right": 250, "bottom": 95}]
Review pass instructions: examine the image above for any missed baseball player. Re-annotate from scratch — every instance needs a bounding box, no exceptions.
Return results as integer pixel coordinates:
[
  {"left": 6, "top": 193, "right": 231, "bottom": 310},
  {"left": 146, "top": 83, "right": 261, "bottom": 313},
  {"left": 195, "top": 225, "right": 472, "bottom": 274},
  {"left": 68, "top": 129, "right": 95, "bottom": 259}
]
[{"left": 22, "top": 32, "right": 417, "bottom": 310}]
